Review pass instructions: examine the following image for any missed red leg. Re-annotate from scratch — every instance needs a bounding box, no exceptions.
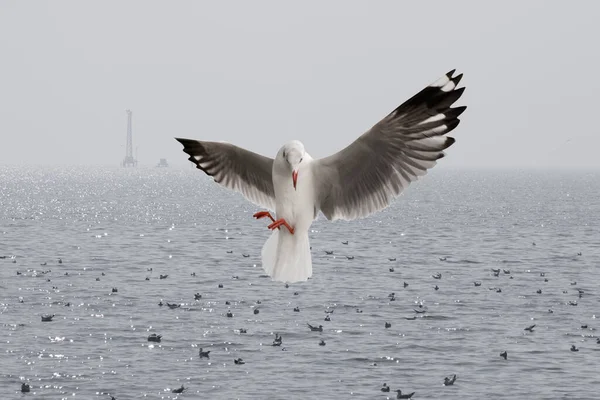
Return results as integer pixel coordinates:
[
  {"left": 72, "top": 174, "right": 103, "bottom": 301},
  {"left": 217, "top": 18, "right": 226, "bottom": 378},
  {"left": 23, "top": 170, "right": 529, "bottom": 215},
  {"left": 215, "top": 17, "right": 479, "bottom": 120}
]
[
  {"left": 253, "top": 211, "right": 275, "bottom": 222},
  {"left": 268, "top": 218, "right": 295, "bottom": 235}
]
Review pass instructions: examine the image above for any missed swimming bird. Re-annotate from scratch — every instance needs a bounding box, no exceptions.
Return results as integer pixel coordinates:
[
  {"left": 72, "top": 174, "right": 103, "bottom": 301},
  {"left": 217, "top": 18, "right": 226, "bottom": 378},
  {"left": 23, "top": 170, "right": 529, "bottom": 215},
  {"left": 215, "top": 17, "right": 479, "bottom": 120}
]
[
  {"left": 381, "top": 383, "right": 390, "bottom": 392},
  {"left": 385, "top": 322, "right": 391, "bottom": 328},
  {"left": 242, "top": 253, "right": 250, "bottom": 258},
  {"left": 172, "top": 385, "right": 185, "bottom": 393},
  {"left": 21, "top": 383, "right": 30, "bottom": 393},
  {"left": 293, "top": 306, "right": 300, "bottom": 312},
  {"left": 227, "top": 250, "right": 233, "bottom": 253},
  {"left": 176, "top": 70, "right": 466, "bottom": 283},
  {"left": 41, "top": 314, "right": 55, "bottom": 322},
  {"left": 342, "top": 241, "right": 348, "bottom": 245},
  {"left": 199, "top": 348, "right": 210, "bottom": 358},
  {"left": 395, "top": 389, "right": 415, "bottom": 399},
  {"left": 319, "top": 339, "right": 326, "bottom": 346},
  {"left": 389, "top": 258, "right": 396, "bottom": 261},
  {"left": 147, "top": 334, "right": 162, "bottom": 342},
  {"left": 571, "top": 345, "right": 579, "bottom": 352},
  {"left": 403, "top": 282, "right": 409, "bottom": 288},
  {"left": 307, "top": 323, "right": 323, "bottom": 332},
  {"left": 537, "top": 289, "right": 542, "bottom": 294},
  {"left": 159, "top": 274, "right": 168, "bottom": 279},
  {"left": 112, "top": 288, "right": 118, "bottom": 293},
  {"left": 218, "top": 284, "right": 224, "bottom": 288},
  {"left": 444, "top": 374, "right": 457, "bottom": 386},
  {"left": 432, "top": 273, "right": 442, "bottom": 279},
  {"left": 474, "top": 281, "right": 482, "bottom": 286},
  {"left": 253, "top": 308, "right": 259, "bottom": 315},
  {"left": 167, "top": 303, "right": 181, "bottom": 309},
  {"left": 325, "top": 251, "right": 334, "bottom": 255},
  {"left": 346, "top": 255, "right": 354, "bottom": 260},
  {"left": 227, "top": 310, "right": 233, "bottom": 317},
  {"left": 503, "top": 269, "right": 510, "bottom": 274},
  {"left": 434, "top": 285, "right": 439, "bottom": 291},
  {"left": 389, "top": 268, "right": 395, "bottom": 272},
  {"left": 439, "top": 257, "right": 447, "bottom": 261},
  {"left": 524, "top": 324, "right": 535, "bottom": 332},
  {"left": 272, "top": 333, "right": 282, "bottom": 346},
  {"left": 234, "top": 358, "right": 245, "bottom": 365},
  {"left": 324, "top": 315, "right": 331, "bottom": 321},
  {"left": 194, "top": 293, "right": 202, "bottom": 300},
  {"left": 58, "top": 258, "right": 62, "bottom": 264},
  {"left": 500, "top": 351, "right": 507, "bottom": 360}
]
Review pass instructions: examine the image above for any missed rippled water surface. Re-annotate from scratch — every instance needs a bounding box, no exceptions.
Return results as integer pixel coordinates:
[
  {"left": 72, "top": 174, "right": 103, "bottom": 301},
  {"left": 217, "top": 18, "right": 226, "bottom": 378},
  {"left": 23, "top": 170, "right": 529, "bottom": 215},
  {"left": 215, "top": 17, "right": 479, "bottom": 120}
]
[{"left": 1, "top": 166, "right": 599, "bottom": 399}]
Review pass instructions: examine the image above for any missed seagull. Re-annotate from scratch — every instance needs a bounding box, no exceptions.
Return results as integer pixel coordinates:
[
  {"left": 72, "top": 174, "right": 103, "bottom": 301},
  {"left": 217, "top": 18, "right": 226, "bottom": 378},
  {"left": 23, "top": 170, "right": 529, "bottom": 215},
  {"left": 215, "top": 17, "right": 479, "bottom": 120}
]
[
  {"left": 307, "top": 323, "right": 323, "bottom": 332},
  {"left": 524, "top": 324, "right": 536, "bottom": 332},
  {"left": 176, "top": 70, "right": 466, "bottom": 283}
]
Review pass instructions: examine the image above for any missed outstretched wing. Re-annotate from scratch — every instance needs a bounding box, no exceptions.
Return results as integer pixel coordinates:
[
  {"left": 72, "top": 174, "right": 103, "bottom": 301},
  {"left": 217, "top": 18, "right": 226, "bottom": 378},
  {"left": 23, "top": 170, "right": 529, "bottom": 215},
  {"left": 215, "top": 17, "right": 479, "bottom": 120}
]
[
  {"left": 312, "top": 70, "right": 466, "bottom": 221},
  {"left": 176, "top": 138, "right": 276, "bottom": 210}
]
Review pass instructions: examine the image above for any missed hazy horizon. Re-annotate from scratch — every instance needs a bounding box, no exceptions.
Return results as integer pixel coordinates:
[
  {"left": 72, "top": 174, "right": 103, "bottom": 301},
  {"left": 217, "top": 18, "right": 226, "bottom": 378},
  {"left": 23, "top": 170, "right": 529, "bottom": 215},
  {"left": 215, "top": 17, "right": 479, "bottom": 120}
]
[{"left": 1, "top": 1, "right": 599, "bottom": 169}]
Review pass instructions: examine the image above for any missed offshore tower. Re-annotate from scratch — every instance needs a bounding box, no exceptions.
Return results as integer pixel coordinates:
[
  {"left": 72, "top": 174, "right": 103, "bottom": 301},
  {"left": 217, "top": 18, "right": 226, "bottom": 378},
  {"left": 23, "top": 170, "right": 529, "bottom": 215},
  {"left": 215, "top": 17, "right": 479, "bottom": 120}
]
[{"left": 122, "top": 109, "right": 137, "bottom": 167}]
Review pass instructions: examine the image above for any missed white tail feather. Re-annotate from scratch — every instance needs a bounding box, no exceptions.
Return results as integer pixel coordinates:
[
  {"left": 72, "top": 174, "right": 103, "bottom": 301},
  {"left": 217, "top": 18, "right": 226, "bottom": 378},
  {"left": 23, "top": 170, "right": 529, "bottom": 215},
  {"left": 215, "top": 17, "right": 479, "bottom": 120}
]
[{"left": 261, "top": 229, "right": 312, "bottom": 283}]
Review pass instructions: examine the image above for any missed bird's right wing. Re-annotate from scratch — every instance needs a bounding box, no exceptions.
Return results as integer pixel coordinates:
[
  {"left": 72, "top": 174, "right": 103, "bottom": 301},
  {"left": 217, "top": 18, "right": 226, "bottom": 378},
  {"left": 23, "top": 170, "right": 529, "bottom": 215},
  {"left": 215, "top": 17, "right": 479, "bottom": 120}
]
[
  {"left": 176, "top": 138, "right": 276, "bottom": 210},
  {"left": 311, "top": 70, "right": 466, "bottom": 221}
]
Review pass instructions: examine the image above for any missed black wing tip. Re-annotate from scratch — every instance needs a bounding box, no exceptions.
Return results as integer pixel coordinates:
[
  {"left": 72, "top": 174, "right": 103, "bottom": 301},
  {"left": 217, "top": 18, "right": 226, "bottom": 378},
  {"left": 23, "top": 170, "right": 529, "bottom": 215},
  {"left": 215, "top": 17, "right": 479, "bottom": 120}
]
[
  {"left": 451, "top": 73, "right": 463, "bottom": 87},
  {"left": 446, "top": 69, "right": 456, "bottom": 78}
]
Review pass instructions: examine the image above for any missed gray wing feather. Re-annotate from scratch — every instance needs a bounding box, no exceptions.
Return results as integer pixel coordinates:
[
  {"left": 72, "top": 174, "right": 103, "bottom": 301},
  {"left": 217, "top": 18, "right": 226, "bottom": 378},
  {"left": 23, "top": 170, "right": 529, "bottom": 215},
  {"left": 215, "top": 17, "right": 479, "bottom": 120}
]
[
  {"left": 176, "top": 138, "right": 276, "bottom": 210},
  {"left": 313, "top": 70, "right": 466, "bottom": 221}
]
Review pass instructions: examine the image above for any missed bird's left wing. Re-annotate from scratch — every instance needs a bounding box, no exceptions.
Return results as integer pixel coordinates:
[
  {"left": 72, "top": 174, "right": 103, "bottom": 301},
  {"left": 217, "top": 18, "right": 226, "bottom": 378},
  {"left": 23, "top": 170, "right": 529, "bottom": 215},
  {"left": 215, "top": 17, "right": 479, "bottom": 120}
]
[
  {"left": 176, "top": 138, "right": 276, "bottom": 210},
  {"left": 311, "top": 70, "right": 466, "bottom": 221}
]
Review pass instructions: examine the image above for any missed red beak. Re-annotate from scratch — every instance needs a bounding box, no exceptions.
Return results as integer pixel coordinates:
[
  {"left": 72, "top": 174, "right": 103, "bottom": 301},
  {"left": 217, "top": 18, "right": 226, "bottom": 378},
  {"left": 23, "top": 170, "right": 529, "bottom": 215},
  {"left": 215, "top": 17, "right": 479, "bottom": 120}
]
[{"left": 292, "top": 170, "right": 298, "bottom": 190}]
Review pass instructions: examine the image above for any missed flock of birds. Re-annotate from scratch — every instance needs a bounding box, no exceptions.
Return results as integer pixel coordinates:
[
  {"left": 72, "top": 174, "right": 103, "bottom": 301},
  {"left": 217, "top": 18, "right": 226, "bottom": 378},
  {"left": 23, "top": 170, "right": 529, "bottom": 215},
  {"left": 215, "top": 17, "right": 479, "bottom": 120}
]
[{"left": 3, "top": 239, "right": 594, "bottom": 398}]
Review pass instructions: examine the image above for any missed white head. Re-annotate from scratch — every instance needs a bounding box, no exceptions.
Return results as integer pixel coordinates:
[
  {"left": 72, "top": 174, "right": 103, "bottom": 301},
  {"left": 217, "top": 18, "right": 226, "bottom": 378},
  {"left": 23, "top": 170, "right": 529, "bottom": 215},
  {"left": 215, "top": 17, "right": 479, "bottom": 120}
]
[{"left": 277, "top": 140, "right": 306, "bottom": 190}]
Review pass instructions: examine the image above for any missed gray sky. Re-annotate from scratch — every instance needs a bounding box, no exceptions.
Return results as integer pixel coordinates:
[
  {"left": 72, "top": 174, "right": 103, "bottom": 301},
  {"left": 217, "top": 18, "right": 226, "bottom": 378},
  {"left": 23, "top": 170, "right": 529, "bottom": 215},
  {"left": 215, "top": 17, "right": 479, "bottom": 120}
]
[{"left": 1, "top": 0, "right": 598, "bottom": 168}]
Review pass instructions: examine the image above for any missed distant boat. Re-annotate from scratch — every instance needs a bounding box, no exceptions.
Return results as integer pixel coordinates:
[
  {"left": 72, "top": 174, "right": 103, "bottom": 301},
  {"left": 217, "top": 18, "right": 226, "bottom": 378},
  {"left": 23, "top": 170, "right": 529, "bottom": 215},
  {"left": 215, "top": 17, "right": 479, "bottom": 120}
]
[{"left": 156, "top": 158, "right": 169, "bottom": 167}]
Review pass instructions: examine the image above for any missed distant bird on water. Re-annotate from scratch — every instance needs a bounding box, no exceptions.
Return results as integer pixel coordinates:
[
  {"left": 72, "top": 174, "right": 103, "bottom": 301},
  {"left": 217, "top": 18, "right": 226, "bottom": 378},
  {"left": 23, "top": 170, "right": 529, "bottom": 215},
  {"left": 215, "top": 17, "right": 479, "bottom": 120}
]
[
  {"left": 500, "top": 351, "right": 507, "bottom": 360},
  {"left": 199, "top": 348, "right": 210, "bottom": 358},
  {"left": 307, "top": 323, "right": 323, "bottom": 332},
  {"left": 395, "top": 389, "right": 415, "bottom": 399},
  {"left": 381, "top": 383, "right": 390, "bottom": 392},
  {"left": 444, "top": 374, "right": 457, "bottom": 386},
  {"left": 172, "top": 385, "right": 185, "bottom": 393},
  {"left": 147, "top": 334, "right": 162, "bottom": 343},
  {"left": 21, "top": 383, "right": 30, "bottom": 393},
  {"left": 524, "top": 324, "right": 536, "bottom": 332},
  {"left": 176, "top": 70, "right": 467, "bottom": 283}
]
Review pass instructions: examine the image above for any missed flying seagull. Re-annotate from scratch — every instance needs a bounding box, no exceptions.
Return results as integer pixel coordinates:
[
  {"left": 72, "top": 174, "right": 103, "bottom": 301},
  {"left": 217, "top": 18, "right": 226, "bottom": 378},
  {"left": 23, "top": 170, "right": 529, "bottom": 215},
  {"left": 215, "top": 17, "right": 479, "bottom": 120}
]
[{"left": 176, "top": 70, "right": 466, "bottom": 283}]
